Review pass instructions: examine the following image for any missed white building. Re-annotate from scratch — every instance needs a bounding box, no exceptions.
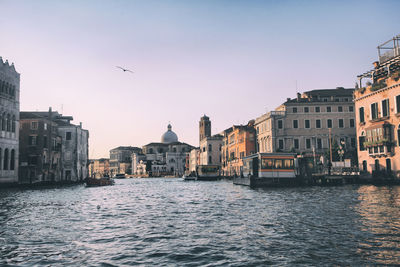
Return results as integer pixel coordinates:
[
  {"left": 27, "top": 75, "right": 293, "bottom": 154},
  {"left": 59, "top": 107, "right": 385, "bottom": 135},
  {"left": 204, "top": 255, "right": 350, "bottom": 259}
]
[
  {"left": 199, "top": 135, "right": 223, "bottom": 165},
  {"left": 57, "top": 120, "right": 89, "bottom": 181},
  {"left": 0, "top": 57, "right": 19, "bottom": 184}
]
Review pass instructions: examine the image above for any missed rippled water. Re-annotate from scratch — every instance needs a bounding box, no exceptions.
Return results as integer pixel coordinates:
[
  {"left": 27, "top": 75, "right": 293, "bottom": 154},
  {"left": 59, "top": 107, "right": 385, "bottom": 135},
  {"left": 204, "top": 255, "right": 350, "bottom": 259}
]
[{"left": 0, "top": 179, "right": 399, "bottom": 266}]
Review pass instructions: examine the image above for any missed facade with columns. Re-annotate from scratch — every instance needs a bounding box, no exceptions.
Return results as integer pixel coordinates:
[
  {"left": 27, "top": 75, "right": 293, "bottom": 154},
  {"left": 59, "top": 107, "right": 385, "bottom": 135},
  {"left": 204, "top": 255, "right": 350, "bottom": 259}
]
[{"left": 0, "top": 57, "right": 20, "bottom": 184}]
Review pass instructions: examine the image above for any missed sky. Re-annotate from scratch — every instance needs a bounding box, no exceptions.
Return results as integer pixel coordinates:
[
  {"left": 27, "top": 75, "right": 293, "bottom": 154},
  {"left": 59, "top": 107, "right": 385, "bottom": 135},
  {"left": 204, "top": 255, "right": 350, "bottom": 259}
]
[{"left": 1, "top": 0, "right": 399, "bottom": 158}]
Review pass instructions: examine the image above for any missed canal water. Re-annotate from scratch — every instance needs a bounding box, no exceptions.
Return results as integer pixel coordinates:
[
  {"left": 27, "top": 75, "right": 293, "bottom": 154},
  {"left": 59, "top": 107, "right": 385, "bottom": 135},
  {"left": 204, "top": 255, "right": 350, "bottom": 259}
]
[{"left": 1, "top": 179, "right": 399, "bottom": 266}]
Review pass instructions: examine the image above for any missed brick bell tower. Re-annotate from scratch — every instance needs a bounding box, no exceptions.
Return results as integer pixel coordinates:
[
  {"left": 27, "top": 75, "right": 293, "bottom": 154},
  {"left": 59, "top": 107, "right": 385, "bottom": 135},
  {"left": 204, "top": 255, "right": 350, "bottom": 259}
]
[{"left": 199, "top": 115, "right": 211, "bottom": 142}]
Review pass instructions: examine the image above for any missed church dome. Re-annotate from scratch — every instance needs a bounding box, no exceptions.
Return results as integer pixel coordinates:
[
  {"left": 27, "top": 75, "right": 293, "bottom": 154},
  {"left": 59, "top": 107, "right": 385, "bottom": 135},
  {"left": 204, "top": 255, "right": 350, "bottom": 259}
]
[{"left": 161, "top": 124, "right": 178, "bottom": 144}]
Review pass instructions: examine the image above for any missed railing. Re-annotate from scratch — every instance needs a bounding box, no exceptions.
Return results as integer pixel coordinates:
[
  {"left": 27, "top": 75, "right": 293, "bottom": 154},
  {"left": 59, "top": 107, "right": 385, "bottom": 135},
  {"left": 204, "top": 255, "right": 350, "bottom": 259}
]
[{"left": 378, "top": 35, "right": 400, "bottom": 63}]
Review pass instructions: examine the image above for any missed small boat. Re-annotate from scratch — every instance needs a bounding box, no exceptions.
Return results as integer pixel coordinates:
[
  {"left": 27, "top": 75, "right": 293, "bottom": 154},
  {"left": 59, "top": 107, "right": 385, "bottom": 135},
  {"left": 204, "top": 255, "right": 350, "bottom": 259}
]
[
  {"left": 114, "top": 173, "right": 126, "bottom": 179},
  {"left": 183, "top": 175, "right": 197, "bottom": 181},
  {"left": 85, "top": 177, "right": 115, "bottom": 187}
]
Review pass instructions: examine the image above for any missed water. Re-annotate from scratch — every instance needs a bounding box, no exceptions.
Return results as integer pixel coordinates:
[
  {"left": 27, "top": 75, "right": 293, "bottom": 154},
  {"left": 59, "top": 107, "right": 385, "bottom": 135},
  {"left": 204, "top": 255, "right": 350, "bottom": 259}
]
[{"left": 1, "top": 179, "right": 399, "bottom": 266}]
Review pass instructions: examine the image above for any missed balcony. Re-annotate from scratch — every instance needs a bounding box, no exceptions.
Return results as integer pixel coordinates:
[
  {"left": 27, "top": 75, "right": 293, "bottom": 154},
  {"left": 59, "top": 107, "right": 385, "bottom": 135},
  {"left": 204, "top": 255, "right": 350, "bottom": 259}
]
[{"left": 378, "top": 34, "right": 400, "bottom": 63}]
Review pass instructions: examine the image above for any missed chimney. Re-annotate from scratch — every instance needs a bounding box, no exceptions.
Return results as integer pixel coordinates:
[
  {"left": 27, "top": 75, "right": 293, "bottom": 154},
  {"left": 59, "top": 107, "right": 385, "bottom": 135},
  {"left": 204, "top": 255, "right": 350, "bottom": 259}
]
[
  {"left": 373, "top": 61, "right": 380, "bottom": 69},
  {"left": 287, "top": 98, "right": 291, "bottom": 102},
  {"left": 297, "top": 92, "right": 301, "bottom": 100},
  {"left": 80, "top": 122, "right": 82, "bottom": 128},
  {"left": 48, "top": 107, "right": 52, "bottom": 119}
]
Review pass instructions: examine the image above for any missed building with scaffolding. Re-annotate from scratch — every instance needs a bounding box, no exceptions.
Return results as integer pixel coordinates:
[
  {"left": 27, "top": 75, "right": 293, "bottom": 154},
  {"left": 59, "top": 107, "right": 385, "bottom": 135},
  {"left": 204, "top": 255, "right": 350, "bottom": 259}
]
[{"left": 355, "top": 34, "right": 400, "bottom": 179}]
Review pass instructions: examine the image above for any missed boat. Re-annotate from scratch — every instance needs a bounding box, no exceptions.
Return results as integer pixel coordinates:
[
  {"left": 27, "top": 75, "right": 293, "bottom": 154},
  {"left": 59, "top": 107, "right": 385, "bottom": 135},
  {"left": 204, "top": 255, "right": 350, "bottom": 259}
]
[
  {"left": 195, "top": 165, "right": 221, "bottom": 181},
  {"left": 233, "top": 153, "right": 300, "bottom": 187},
  {"left": 85, "top": 176, "right": 115, "bottom": 187},
  {"left": 183, "top": 174, "right": 197, "bottom": 181},
  {"left": 114, "top": 173, "right": 126, "bottom": 179}
]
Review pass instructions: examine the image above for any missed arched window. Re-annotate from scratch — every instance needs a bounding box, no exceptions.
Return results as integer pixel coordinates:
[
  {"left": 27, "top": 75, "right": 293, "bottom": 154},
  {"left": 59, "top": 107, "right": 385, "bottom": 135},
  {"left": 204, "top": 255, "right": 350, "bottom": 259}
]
[
  {"left": 208, "top": 156, "right": 212, "bottom": 164},
  {"left": 11, "top": 115, "right": 15, "bottom": 133},
  {"left": 10, "top": 149, "right": 15, "bottom": 170},
  {"left": 173, "top": 147, "right": 177, "bottom": 152},
  {"left": 2, "top": 113, "right": 6, "bottom": 131},
  {"left": 6, "top": 114, "right": 10, "bottom": 132},
  {"left": 4, "top": 148, "right": 9, "bottom": 170},
  {"left": 397, "top": 125, "right": 400, "bottom": 147},
  {"left": 362, "top": 160, "right": 367, "bottom": 172},
  {"left": 208, "top": 144, "right": 212, "bottom": 152}
]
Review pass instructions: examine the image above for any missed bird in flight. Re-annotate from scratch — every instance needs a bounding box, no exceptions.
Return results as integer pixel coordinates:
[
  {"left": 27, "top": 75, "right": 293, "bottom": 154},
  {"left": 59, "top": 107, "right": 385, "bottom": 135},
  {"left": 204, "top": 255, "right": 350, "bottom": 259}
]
[{"left": 116, "top": 66, "right": 134, "bottom": 73}]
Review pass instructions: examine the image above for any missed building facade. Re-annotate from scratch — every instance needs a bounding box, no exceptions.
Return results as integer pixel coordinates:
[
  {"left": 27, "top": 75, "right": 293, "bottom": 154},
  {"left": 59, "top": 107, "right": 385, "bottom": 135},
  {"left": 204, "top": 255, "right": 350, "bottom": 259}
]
[
  {"left": 221, "top": 121, "right": 256, "bottom": 176},
  {"left": 133, "top": 124, "right": 194, "bottom": 176},
  {"left": 255, "top": 88, "right": 357, "bottom": 166},
  {"left": 109, "top": 146, "right": 142, "bottom": 175},
  {"left": 199, "top": 135, "right": 223, "bottom": 165},
  {"left": 19, "top": 112, "right": 62, "bottom": 183},
  {"left": 355, "top": 34, "right": 400, "bottom": 178},
  {"left": 89, "top": 158, "right": 110, "bottom": 178},
  {"left": 0, "top": 57, "right": 19, "bottom": 184}
]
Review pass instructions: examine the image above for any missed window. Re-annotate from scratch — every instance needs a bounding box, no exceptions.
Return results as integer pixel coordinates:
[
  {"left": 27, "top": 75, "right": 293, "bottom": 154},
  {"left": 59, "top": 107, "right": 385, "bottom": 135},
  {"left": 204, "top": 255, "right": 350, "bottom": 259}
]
[
  {"left": 304, "top": 107, "right": 309, "bottom": 113},
  {"left": 351, "top": 138, "right": 356, "bottom": 148},
  {"left": 10, "top": 149, "right": 15, "bottom": 170},
  {"left": 208, "top": 144, "right": 212, "bottom": 152},
  {"left": 294, "top": 139, "right": 299, "bottom": 149},
  {"left": 316, "top": 119, "right": 321, "bottom": 128},
  {"left": 317, "top": 138, "right": 322, "bottom": 149},
  {"left": 359, "top": 136, "right": 366, "bottom": 151},
  {"left": 278, "top": 120, "right": 283, "bottom": 129},
  {"left": 359, "top": 107, "right": 365, "bottom": 123},
  {"left": 349, "top": 106, "right": 354, "bottom": 112},
  {"left": 327, "top": 106, "right": 331, "bottom": 112},
  {"left": 382, "top": 99, "right": 389, "bottom": 117},
  {"left": 31, "top": 121, "right": 38, "bottom": 130},
  {"left": 350, "top": 119, "right": 355, "bottom": 128},
  {"left": 306, "top": 138, "right": 311, "bottom": 149},
  {"left": 66, "top": 132, "right": 72, "bottom": 140},
  {"left": 338, "top": 106, "right": 343, "bottom": 112},
  {"left": 29, "top": 135, "right": 37, "bottom": 145},
  {"left": 363, "top": 160, "right": 367, "bottom": 172},
  {"left": 278, "top": 139, "right": 284, "bottom": 150},
  {"left": 3, "top": 149, "right": 8, "bottom": 170},
  {"left": 396, "top": 95, "right": 400, "bottom": 113},
  {"left": 44, "top": 123, "right": 47, "bottom": 130},
  {"left": 208, "top": 156, "right": 212, "bottom": 164},
  {"left": 43, "top": 136, "right": 48, "bottom": 148},
  {"left": 305, "top": 120, "right": 310, "bottom": 129},
  {"left": 292, "top": 107, "right": 297, "bottom": 113},
  {"left": 293, "top": 120, "right": 298, "bottom": 129},
  {"left": 339, "top": 119, "right": 344, "bottom": 128},
  {"left": 371, "top": 102, "right": 378, "bottom": 120},
  {"left": 327, "top": 119, "right": 332, "bottom": 128},
  {"left": 315, "top": 107, "right": 320, "bottom": 112}
]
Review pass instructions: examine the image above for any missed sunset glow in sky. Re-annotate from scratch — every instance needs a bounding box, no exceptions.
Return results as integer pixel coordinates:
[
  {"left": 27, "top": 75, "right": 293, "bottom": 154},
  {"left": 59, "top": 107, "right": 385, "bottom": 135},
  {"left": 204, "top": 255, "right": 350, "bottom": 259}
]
[{"left": 1, "top": 0, "right": 399, "bottom": 158}]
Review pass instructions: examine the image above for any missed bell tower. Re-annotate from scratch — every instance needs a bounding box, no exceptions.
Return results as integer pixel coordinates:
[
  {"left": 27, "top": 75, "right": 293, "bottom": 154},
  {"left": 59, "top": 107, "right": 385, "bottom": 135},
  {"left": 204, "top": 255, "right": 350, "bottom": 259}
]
[{"left": 199, "top": 115, "right": 211, "bottom": 142}]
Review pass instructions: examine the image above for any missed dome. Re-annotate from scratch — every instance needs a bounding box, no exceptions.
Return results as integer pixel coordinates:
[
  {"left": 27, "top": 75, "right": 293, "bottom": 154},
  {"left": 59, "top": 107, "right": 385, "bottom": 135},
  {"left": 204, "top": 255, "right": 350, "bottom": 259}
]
[{"left": 161, "top": 124, "right": 178, "bottom": 144}]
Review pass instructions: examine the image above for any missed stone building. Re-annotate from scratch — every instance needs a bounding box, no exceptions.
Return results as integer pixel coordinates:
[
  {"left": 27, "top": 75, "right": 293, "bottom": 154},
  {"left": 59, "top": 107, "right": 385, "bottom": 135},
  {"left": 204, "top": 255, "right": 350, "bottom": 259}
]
[
  {"left": 109, "top": 146, "right": 142, "bottom": 175},
  {"left": 221, "top": 121, "right": 256, "bottom": 176},
  {"left": 137, "top": 124, "right": 194, "bottom": 176},
  {"left": 355, "top": 34, "right": 400, "bottom": 178},
  {"left": 199, "top": 135, "right": 223, "bottom": 165},
  {"left": 255, "top": 88, "right": 357, "bottom": 166},
  {"left": 187, "top": 148, "right": 200, "bottom": 174},
  {"left": 89, "top": 158, "right": 110, "bottom": 178},
  {"left": 58, "top": 119, "right": 89, "bottom": 181},
  {"left": 19, "top": 111, "right": 62, "bottom": 183},
  {"left": 198, "top": 115, "right": 223, "bottom": 168},
  {"left": 19, "top": 109, "right": 89, "bottom": 183},
  {"left": 0, "top": 57, "right": 19, "bottom": 184}
]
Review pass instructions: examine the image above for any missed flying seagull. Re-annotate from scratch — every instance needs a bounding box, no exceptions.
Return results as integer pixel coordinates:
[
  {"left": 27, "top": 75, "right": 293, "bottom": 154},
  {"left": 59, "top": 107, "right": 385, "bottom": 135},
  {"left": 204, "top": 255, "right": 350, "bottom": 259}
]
[{"left": 116, "top": 66, "right": 134, "bottom": 73}]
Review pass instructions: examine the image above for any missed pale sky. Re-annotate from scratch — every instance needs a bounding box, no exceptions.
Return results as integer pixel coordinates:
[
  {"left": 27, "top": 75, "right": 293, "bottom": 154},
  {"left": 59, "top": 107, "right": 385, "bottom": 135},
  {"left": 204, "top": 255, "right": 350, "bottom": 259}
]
[{"left": 1, "top": 0, "right": 399, "bottom": 158}]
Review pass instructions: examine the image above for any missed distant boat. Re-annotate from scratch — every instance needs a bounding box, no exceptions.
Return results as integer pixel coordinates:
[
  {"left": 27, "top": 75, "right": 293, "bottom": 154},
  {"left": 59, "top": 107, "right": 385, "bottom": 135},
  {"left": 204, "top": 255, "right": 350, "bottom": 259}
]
[
  {"left": 114, "top": 173, "right": 126, "bottom": 179},
  {"left": 85, "top": 177, "right": 115, "bottom": 187},
  {"left": 183, "top": 174, "right": 197, "bottom": 181},
  {"left": 195, "top": 165, "right": 221, "bottom": 181}
]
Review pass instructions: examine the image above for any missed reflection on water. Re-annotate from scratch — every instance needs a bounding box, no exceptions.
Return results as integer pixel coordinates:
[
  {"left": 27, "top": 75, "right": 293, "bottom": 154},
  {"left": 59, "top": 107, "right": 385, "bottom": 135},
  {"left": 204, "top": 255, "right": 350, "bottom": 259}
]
[
  {"left": 0, "top": 179, "right": 399, "bottom": 266},
  {"left": 356, "top": 186, "right": 400, "bottom": 265}
]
